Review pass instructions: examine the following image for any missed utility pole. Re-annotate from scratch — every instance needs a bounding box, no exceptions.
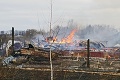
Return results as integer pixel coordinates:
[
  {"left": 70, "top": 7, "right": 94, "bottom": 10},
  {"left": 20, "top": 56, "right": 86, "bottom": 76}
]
[{"left": 87, "top": 39, "right": 90, "bottom": 68}]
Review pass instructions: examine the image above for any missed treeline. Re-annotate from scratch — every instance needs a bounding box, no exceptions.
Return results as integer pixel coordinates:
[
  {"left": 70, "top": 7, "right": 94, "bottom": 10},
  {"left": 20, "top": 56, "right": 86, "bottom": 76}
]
[{"left": 0, "top": 29, "right": 46, "bottom": 47}]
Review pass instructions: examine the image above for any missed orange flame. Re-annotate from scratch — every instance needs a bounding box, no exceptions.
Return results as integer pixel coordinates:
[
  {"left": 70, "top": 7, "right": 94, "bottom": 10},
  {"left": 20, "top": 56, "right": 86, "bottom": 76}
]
[{"left": 61, "top": 29, "right": 77, "bottom": 43}]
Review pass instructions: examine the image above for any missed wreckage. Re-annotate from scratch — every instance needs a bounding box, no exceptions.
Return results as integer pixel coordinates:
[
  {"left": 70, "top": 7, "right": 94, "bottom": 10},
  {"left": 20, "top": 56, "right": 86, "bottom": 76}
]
[
  {"left": 2, "top": 27, "right": 120, "bottom": 66},
  {"left": 2, "top": 29, "right": 77, "bottom": 65},
  {"left": 2, "top": 39, "right": 60, "bottom": 65}
]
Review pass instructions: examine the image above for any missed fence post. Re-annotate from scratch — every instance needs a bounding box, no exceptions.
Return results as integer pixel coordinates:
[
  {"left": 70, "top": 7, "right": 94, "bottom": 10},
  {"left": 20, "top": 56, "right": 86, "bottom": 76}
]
[{"left": 87, "top": 39, "right": 90, "bottom": 68}]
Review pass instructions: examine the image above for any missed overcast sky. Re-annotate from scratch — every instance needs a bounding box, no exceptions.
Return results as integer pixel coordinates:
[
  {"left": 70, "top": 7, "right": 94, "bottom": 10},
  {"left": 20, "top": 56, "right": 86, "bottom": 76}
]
[{"left": 0, "top": 0, "right": 120, "bottom": 31}]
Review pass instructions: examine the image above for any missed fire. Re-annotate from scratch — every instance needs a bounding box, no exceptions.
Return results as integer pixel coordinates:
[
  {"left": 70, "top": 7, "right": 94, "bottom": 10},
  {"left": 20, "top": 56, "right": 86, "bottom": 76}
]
[
  {"left": 46, "top": 36, "right": 57, "bottom": 42},
  {"left": 61, "top": 29, "right": 77, "bottom": 43}
]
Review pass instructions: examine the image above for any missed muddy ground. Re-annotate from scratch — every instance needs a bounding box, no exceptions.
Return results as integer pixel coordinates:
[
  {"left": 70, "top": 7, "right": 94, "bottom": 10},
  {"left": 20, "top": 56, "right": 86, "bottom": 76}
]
[
  {"left": 0, "top": 67, "right": 120, "bottom": 80},
  {"left": 0, "top": 57, "right": 120, "bottom": 80}
]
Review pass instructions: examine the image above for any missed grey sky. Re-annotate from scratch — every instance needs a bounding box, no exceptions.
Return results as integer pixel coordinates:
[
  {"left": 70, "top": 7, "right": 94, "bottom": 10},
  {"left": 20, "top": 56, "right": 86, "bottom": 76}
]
[{"left": 0, "top": 0, "right": 120, "bottom": 31}]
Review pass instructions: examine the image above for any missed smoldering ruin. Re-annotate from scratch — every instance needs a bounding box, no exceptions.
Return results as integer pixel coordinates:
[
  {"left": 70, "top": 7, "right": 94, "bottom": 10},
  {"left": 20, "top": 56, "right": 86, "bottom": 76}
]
[{"left": 0, "top": 25, "right": 120, "bottom": 80}]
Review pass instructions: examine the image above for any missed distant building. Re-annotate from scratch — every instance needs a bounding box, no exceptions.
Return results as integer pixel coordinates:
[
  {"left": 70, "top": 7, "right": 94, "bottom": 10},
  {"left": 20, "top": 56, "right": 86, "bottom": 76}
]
[
  {"left": 15, "top": 30, "right": 19, "bottom": 36},
  {"left": 0, "top": 30, "right": 26, "bottom": 36},
  {"left": 18, "top": 31, "right": 26, "bottom": 36},
  {"left": 0, "top": 31, "right": 4, "bottom": 35}
]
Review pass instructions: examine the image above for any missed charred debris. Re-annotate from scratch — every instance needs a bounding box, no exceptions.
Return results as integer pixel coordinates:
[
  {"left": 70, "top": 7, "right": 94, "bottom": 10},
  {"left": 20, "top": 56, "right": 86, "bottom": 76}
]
[{"left": 0, "top": 26, "right": 120, "bottom": 74}]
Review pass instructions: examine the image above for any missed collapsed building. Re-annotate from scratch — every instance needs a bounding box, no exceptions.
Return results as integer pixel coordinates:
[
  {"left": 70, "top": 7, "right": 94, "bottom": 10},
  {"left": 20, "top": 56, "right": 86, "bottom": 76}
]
[{"left": 2, "top": 28, "right": 120, "bottom": 66}]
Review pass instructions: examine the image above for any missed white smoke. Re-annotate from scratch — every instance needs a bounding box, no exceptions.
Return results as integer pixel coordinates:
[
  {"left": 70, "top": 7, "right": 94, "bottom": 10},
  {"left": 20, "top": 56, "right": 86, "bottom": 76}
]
[
  {"left": 76, "top": 25, "right": 120, "bottom": 47},
  {"left": 33, "top": 24, "right": 120, "bottom": 47}
]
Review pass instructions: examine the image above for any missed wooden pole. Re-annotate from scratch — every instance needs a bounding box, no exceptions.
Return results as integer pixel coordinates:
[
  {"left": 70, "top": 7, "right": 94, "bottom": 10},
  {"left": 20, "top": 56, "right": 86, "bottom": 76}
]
[
  {"left": 87, "top": 39, "right": 90, "bottom": 68},
  {"left": 12, "top": 27, "right": 14, "bottom": 55}
]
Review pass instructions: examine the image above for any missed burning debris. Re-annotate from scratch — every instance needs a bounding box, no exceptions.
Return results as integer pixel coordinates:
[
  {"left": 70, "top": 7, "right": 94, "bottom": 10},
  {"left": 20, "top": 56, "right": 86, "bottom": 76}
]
[
  {"left": 61, "top": 29, "right": 77, "bottom": 43},
  {"left": 2, "top": 27, "right": 120, "bottom": 66},
  {"left": 0, "top": 27, "right": 120, "bottom": 76},
  {"left": 1, "top": 27, "right": 120, "bottom": 80}
]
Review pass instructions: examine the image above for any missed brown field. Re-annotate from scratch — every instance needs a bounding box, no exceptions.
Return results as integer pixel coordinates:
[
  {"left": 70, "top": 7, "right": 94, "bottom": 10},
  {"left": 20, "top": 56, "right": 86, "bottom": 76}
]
[{"left": 0, "top": 66, "right": 120, "bottom": 80}]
